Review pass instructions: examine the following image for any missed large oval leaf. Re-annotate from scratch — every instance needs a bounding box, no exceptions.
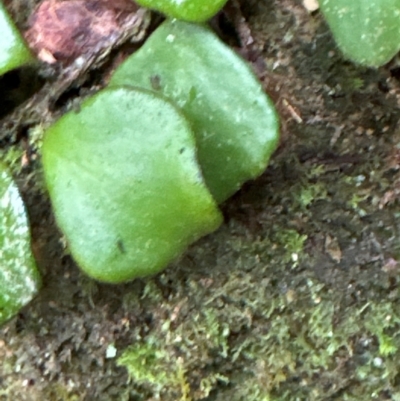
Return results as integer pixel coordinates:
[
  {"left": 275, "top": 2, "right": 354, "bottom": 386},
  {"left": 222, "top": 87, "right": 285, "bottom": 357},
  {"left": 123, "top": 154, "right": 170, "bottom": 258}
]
[
  {"left": 110, "top": 20, "right": 279, "bottom": 203},
  {"left": 42, "top": 86, "right": 222, "bottom": 283},
  {"left": 133, "top": 0, "right": 228, "bottom": 22},
  {"left": 0, "top": 164, "right": 41, "bottom": 325},
  {"left": 0, "top": 2, "right": 33, "bottom": 75},
  {"left": 319, "top": 0, "right": 400, "bottom": 66}
]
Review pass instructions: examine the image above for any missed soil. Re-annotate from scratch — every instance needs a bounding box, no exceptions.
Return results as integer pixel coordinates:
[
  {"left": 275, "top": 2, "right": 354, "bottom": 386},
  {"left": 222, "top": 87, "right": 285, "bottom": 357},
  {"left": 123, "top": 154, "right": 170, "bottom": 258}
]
[{"left": 2, "top": 1, "right": 400, "bottom": 400}]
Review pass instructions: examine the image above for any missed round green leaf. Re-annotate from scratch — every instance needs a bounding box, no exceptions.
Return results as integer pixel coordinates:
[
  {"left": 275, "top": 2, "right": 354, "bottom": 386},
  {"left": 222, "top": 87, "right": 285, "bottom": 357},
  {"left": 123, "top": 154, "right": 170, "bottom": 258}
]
[
  {"left": 320, "top": 0, "right": 400, "bottom": 66},
  {"left": 110, "top": 20, "right": 279, "bottom": 203},
  {"left": 42, "top": 86, "right": 222, "bottom": 283},
  {"left": 133, "top": 0, "right": 228, "bottom": 22},
  {"left": 0, "top": 164, "right": 41, "bottom": 325},
  {"left": 0, "top": 2, "right": 33, "bottom": 75}
]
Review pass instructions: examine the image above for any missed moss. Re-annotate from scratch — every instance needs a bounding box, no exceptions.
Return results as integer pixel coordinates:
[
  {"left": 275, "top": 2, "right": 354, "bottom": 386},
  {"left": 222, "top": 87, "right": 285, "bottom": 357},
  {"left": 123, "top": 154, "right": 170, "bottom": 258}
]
[
  {"left": 115, "top": 139, "right": 400, "bottom": 400},
  {"left": 117, "top": 336, "right": 192, "bottom": 400},
  {"left": 0, "top": 380, "right": 80, "bottom": 401},
  {"left": 296, "top": 183, "right": 328, "bottom": 208},
  {"left": 273, "top": 229, "right": 308, "bottom": 265},
  {"left": 28, "top": 123, "right": 45, "bottom": 154},
  {"left": 0, "top": 145, "right": 24, "bottom": 175},
  {"left": 117, "top": 339, "right": 173, "bottom": 390},
  {"left": 42, "top": 384, "right": 82, "bottom": 401}
]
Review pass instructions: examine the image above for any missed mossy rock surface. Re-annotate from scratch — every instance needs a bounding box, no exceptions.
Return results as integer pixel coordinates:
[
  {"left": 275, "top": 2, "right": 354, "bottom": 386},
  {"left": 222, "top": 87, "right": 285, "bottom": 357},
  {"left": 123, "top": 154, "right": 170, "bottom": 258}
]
[{"left": 2, "top": 1, "right": 400, "bottom": 400}]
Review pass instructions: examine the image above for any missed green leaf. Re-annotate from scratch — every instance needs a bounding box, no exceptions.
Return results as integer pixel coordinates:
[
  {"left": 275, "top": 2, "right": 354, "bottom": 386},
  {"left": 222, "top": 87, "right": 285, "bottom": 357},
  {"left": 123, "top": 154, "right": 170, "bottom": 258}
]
[
  {"left": 110, "top": 20, "right": 279, "bottom": 203},
  {"left": 133, "top": 0, "right": 228, "bottom": 22},
  {"left": 0, "top": 164, "right": 41, "bottom": 325},
  {"left": 42, "top": 86, "right": 222, "bottom": 283},
  {"left": 319, "top": 0, "right": 400, "bottom": 66},
  {"left": 0, "top": 2, "right": 33, "bottom": 75}
]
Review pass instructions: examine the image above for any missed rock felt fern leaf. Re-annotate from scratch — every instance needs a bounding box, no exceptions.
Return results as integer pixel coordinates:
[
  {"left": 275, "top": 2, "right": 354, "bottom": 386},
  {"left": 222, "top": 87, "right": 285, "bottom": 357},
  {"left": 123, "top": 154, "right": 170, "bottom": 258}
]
[
  {"left": 42, "top": 87, "right": 222, "bottom": 283},
  {"left": 319, "top": 0, "right": 400, "bottom": 66},
  {"left": 0, "top": 2, "right": 33, "bottom": 75},
  {"left": 110, "top": 20, "right": 279, "bottom": 203},
  {"left": 41, "top": 21, "right": 279, "bottom": 283},
  {"left": 0, "top": 164, "right": 41, "bottom": 325},
  {"left": 132, "top": 0, "right": 228, "bottom": 22}
]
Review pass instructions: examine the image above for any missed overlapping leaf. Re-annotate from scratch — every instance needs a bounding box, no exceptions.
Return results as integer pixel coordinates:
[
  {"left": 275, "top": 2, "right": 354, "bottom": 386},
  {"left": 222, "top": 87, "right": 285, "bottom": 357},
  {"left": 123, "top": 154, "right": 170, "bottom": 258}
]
[{"left": 110, "top": 20, "right": 279, "bottom": 202}]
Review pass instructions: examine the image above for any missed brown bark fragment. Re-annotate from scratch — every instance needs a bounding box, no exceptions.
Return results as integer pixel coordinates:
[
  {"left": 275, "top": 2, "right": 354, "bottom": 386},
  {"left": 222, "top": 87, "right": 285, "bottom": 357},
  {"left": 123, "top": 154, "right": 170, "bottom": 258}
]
[{"left": 25, "top": 0, "right": 140, "bottom": 63}]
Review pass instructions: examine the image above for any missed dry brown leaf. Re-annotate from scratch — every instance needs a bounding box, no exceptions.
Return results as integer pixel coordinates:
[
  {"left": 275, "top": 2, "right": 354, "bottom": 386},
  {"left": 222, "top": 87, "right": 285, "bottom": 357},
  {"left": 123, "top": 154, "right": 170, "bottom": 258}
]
[{"left": 325, "top": 235, "right": 342, "bottom": 263}]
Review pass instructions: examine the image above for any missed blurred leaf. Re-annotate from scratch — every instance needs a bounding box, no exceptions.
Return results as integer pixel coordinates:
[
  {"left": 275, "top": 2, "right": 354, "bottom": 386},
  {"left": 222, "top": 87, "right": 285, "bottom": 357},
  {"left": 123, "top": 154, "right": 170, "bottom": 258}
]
[
  {"left": 133, "top": 0, "right": 228, "bottom": 22},
  {"left": 320, "top": 0, "right": 400, "bottom": 66},
  {"left": 0, "top": 2, "right": 33, "bottom": 75}
]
